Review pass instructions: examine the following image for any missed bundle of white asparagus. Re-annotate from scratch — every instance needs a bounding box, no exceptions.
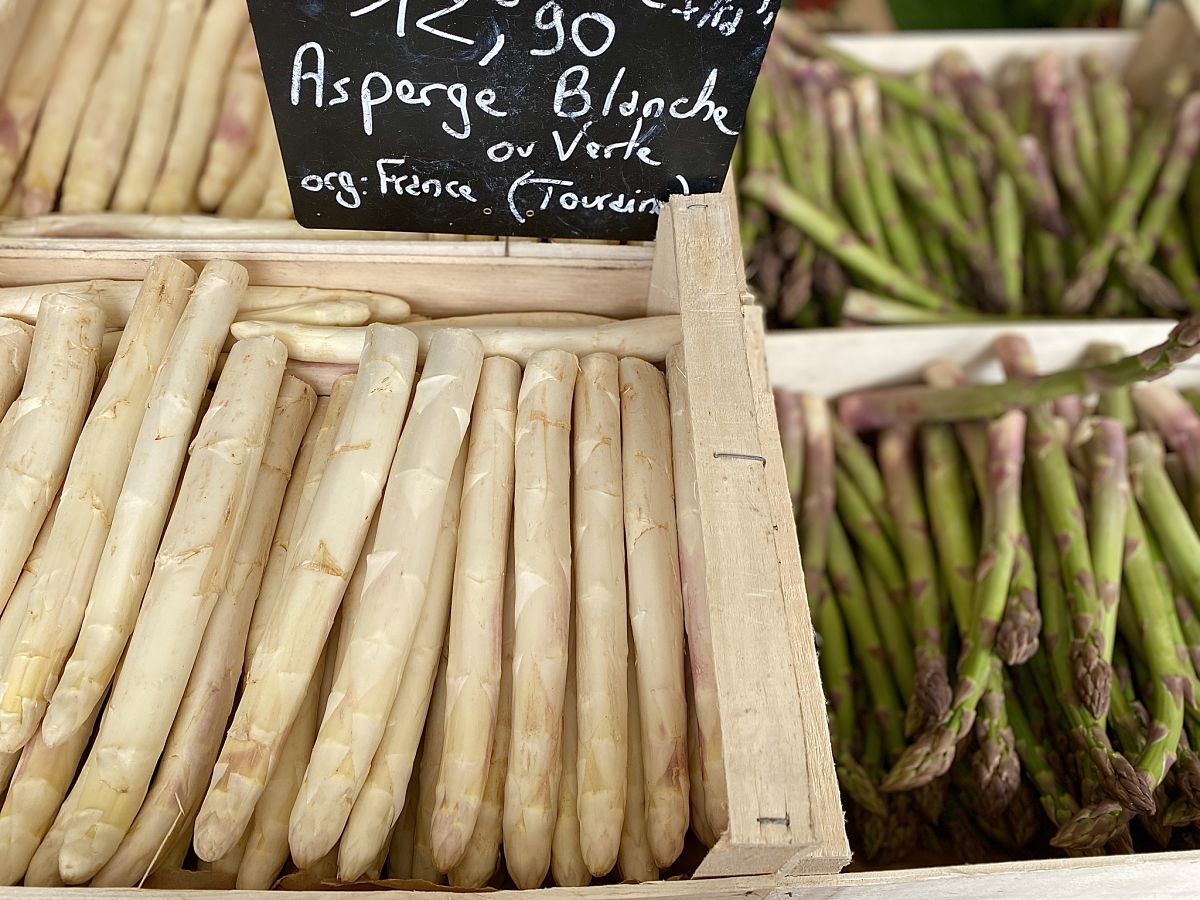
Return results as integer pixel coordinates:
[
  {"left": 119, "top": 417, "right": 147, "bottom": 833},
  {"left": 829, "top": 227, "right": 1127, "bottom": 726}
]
[{"left": 0, "top": 254, "right": 724, "bottom": 889}]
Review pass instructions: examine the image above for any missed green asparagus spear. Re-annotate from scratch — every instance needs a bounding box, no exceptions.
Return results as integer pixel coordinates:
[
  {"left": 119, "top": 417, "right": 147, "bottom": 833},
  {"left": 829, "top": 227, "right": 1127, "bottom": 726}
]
[
  {"left": 836, "top": 316, "right": 1200, "bottom": 430},
  {"left": 831, "top": 417, "right": 897, "bottom": 547},
  {"left": 1066, "top": 68, "right": 1103, "bottom": 195},
  {"left": 882, "top": 412, "right": 1026, "bottom": 792},
  {"left": 829, "top": 87, "right": 888, "bottom": 260},
  {"left": 1006, "top": 672, "right": 1080, "bottom": 829},
  {"left": 880, "top": 426, "right": 952, "bottom": 724},
  {"left": 1081, "top": 51, "right": 1133, "bottom": 203},
  {"left": 1133, "top": 381, "right": 1200, "bottom": 522},
  {"left": 799, "top": 394, "right": 835, "bottom": 601},
  {"left": 995, "top": 55, "right": 1035, "bottom": 135},
  {"left": 1048, "top": 83, "right": 1104, "bottom": 237},
  {"left": 920, "top": 423, "right": 978, "bottom": 633},
  {"left": 1086, "top": 418, "right": 1130, "bottom": 664},
  {"left": 970, "top": 660, "right": 1021, "bottom": 819},
  {"left": 741, "top": 173, "right": 960, "bottom": 312},
  {"left": 857, "top": 549, "right": 917, "bottom": 708},
  {"left": 931, "top": 71, "right": 990, "bottom": 242},
  {"left": 990, "top": 173, "right": 1024, "bottom": 312},
  {"left": 1158, "top": 215, "right": 1200, "bottom": 312},
  {"left": 841, "top": 290, "right": 983, "bottom": 326},
  {"left": 1083, "top": 343, "right": 1137, "bottom": 432}
]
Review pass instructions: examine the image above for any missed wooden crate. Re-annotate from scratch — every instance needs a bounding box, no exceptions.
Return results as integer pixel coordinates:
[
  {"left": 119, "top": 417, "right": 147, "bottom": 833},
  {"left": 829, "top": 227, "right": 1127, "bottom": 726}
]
[
  {"left": 764, "top": 322, "right": 1200, "bottom": 894},
  {"left": 0, "top": 191, "right": 848, "bottom": 898}
]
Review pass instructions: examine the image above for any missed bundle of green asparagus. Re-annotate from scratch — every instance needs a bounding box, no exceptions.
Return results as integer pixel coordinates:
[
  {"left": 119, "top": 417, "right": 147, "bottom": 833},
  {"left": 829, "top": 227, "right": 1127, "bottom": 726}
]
[
  {"left": 775, "top": 317, "right": 1200, "bottom": 862},
  {"left": 742, "top": 13, "right": 1200, "bottom": 327},
  {"left": 0, "top": 256, "right": 718, "bottom": 889}
]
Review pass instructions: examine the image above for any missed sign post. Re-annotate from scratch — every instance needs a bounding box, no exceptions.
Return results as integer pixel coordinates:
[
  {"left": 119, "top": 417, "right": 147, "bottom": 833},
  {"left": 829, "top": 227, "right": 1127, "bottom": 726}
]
[{"left": 248, "top": 1, "right": 780, "bottom": 240}]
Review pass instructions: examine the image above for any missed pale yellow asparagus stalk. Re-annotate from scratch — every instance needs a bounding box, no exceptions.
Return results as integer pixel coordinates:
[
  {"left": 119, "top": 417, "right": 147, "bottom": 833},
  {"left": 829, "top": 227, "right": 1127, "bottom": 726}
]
[
  {"left": 90, "top": 378, "right": 316, "bottom": 888},
  {"left": 618, "top": 639, "right": 659, "bottom": 884},
  {"left": 290, "top": 331, "right": 482, "bottom": 867},
  {"left": 448, "top": 542, "right": 516, "bottom": 888},
  {"left": 219, "top": 113, "right": 280, "bottom": 219},
  {"left": 60, "top": 0, "right": 163, "bottom": 212},
  {"left": 56, "top": 336, "right": 287, "bottom": 884},
  {"left": 0, "top": 282, "right": 411, "bottom": 330},
  {"left": 665, "top": 345, "right": 727, "bottom": 836},
  {"left": 428, "top": 312, "right": 617, "bottom": 328},
  {"left": 35, "top": 261, "right": 238, "bottom": 748},
  {"left": 0, "top": 318, "right": 33, "bottom": 422},
  {"left": 246, "top": 376, "right": 355, "bottom": 666},
  {"left": 0, "top": 296, "right": 103, "bottom": 614},
  {"left": 332, "top": 509, "right": 382, "bottom": 686},
  {"left": 412, "top": 652, "right": 451, "bottom": 885},
  {"left": 257, "top": 149, "right": 295, "bottom": 220},
  {"left": 111, "top": 0, "right": 206, "bottom": 212},
  {"left": 551, "top": 614, "right": 590, "bottom": 888},
  {"left": 387, "top": 774, "right": 420, "bottom": 879},
  {"left": 232, "top": 317, "right": 682, "bottom": 366},
  {"left": 19, "top": 0, "right": 131, "bottom": 216},
  {"left": 22, "top": 762, "right": 82, "bottom": 886},
  {"left": 504, "top": 349, "right": 579, "bottom": 890},
  {"left": 197, "top": 29, "right": 265, "bottom": 211},
  {"left": 0, "top": 705, "right": 101, "bottom": 885},
  {"left": 148, "top": 0, "right": 249, "bottom": 213},
  {"left": 687, "top": 672, "right": 717, "bottom": 848},
  {"left": 235, "top": 652, "right": 327, "bottom": 891},
  {"left": 250, "top": 300, "right": 373, "bottom": 327},
  {"left": 1, "top": 259, "right": 195, "bottom": 753},
  {"left": 0, "top": 0, "right": 82, "bottom": 200},
  {"left": 571, "top": 352, "right": 628, "bottom": 878},
  {"left": 619, "top": 357, "right": 689, "bottom": 869},
  {"left": 194, "top": 324, "right": 419, "bottom": 863},
  {"left": 0, "top": 498, "right": 58, "bottom": 799},
  {"left": 0, "top": 0, "right": 36, "bottom": 97},
  {"left": 339, "top": 453, "right": 469, "bottom": 881},
  {"left": 204, "top": 832, "right": 250, "bottom": 876},
  {"left": 430, "top": 356, "right": 519, "bottom": 873}
]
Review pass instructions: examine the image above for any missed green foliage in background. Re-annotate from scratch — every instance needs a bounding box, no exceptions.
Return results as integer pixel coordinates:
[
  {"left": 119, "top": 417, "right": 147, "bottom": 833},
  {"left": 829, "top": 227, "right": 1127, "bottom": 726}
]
[{"left": 888, "top": 0, "right": 1119, "bottom": 29}]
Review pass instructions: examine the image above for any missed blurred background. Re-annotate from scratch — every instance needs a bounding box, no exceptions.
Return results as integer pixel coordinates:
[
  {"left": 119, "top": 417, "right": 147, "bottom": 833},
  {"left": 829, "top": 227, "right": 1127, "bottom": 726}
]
[{"left": 790, "top": 0, "right": 1145, "bottom": 30}]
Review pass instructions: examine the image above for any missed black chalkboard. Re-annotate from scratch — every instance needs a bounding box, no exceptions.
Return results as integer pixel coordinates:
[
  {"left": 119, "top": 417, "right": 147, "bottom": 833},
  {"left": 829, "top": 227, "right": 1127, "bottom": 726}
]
[{"left": 247, "top": 1, "right": 779, "bottom": 240}]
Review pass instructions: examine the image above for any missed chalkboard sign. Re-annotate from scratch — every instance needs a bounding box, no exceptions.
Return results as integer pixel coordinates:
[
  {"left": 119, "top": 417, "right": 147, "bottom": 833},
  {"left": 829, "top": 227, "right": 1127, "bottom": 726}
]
[{"left": 247, "top": 1, "right": 780, "bottom": 240}]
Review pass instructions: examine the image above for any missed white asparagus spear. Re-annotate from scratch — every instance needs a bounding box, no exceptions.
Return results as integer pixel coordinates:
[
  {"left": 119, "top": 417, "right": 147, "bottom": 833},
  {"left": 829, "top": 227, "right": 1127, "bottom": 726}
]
[
  {"left": 666, "top": 346, "right": 728, "bottom": 836},
  {"left": 19, "top": 0, "right": 132, "bottom": 216},
  {"left": 0, "top": 295, "right": 103, "bottom": 613},
  {"left": 332, "top": 509, "right": 382, "bottom": 687},
  {"left": 337, "top": 442, "right": 469, "bottom": 881},
  {"left": 22, "top": 761, "right": 83, "bottom": 886},
  {"left": 235, "top": 652, "right": 327, "bottom": 891},
  {"left": 59, "top": 0, "right": 163, "bottom": 212},
  {"left": 387, "top": 772, "right": 420, "bottom": 879},
  {"left": 412, "top": 653, "right": 451, "bottom": 886},
  {"left": 36, "top": 261, "right": 241, "bottom": 748},
  {"left": 148, "top": 0, "right": 249, "bottom": 213},
  {"left": 687, "top": 667, "right": 717, "bottom": 848},
  {"left": 246, "top": 375, "right": 355, "bottom": 667},
  {"left": 551, "top": 613, "right": 590, "bottom": 887},
  {"left": 0, "top": 0, "right": 36, "bottom": 97},
  {"left": 194, "top": 324, "right": 419, "bottom": 863},
  {"left": 249, "top": 300, "right": 373, "bottom": 327},
  {"left": 290, "top": 330, "right": 482, "bottom": 867},
  {"left": 111, "top": 0, "right": 206, "bottom": 212},
  {"left": 220, "top": 113, "right": 280, "bottom": 219},
  {"left": 504, "top": 349, "right": 579, "bottom": 890},
  {"left": 0, "top": 318, "right": 33, "bottom": 422},
  {"left": 447, "top": 540, "right": 515, "bottom": 889},
  {"left": 197, "top": 29, "right": 265, "bottom": 211},
  {"left": 231, "top": 317, "right": 682, "bottom": 366},
  {"left": 56, "top": 336, "right": 287, "bottom": 884},
  {"left": 0, "top": 705, "right": 102, "bottom": 885},
  {"left": 204, "top": 831, "right": 250, "bottom": 877},
  {"left": 257, "top": 149, "right": 295, "bottom": 220},
  {"left": 430, "top": 356, "right": 519, "bottom": 872},
  {"left": 618, "top": 639, "right": 659, "bottom": 884},
  {"left": 0, "top": 0, "right": 83, "bottom": 200},
  {"left": 571, "top": 352, "right": 628, "bottom": 877},
  {"left": 0, "top": 258, "right": 195, "bottom": 753},
  {"left": 619, "top": 357, "right": 689, "bottom": 869},
  {"left": 90, "top": 378, "right": 315, "bottom": 888},
  {"left": 0, "top": 282, "right": 411, "bottom": 330},
  {"left": 0, "top": 497, "right": 59, "bottom": 797}
]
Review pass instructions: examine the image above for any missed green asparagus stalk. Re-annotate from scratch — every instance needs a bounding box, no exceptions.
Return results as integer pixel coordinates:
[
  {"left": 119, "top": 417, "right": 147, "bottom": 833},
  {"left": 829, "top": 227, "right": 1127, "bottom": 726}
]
[
  {"left": 1081, "top": 51, "right": 1132, "bottom": 203},
  {"left": 906, "top": 73, "right": 957, "bottom": 199},
  {"left": 1066, "top": 69, "right": 1103, "bottom": 195},
  {"left": 770, "top": 61, "right": 812, "bottom": 196},
  {"left": 1048, "top": 84, "right": 1103, "bottom": 237},
  {"left": 920, "top": 423, "right": 978, "bottom": 633},
  {"left": 851, "top": 77, "right": 927, "bottom": 280},
  {"left": 831, "top": 418, "right": 896, "bottom": 547},
  {"left": 970, "top": 659, "right": 1021, "bottom": 819},
  {"left": 990, "top": 173, "right": 1024, "bottom": 312},
  {"left": 741, "top": 173, "right": 960, "bottom": 312},
  {"left": 931, "top": 70, "right": 990, "bottom": 242},
  {"left": 938, "top": 50, "right": 1069, "bottom": 237},
  {"left": 828, "top": 87, "right": 888, "bottom": 259},
  {"left": 995, "top": 55, "right": 1034, "bottom": 135},
  {"left": 774, "top": 20, "right": 992, "bottom": 163},
  {"left": 1061, "top": 73, "right": 1192, "bottom": 313},
  {"left": 1083, "top": 343, "right": 1137, "bottom": 432},
  {"left": 836, "top": 315, "right": 1200, "bottom": 430},
  {"left": 841, "top": 290, "right": 983, "bottom": 326},
  {"left": 799, "top": 60, "right": 835, "bottom": 210},
  {"left": 1159, "top": 215, "right": 1200, "bottom": 312},
  {"left": 1086, "top": 418, "right": 1130, "bottom": 662},
  {"left": 1133, "top": 381, "right": 1200, "bottom": 523},
  {"left": 827, "top": 518, "right": 907, "bottom": 761},
  {"left": 773, "top": 389, "right": 804, "bottom": 512},
  {"left": 798, "top": 393, "right": 835, "bottom": 620},
  {"left": 882, "top": 411, "right": 1026, "bottom": 792},
  {"left": 1005, "top": 672, "right": 1080, "bottom": 829},
  {"left": 879, "top": 426, "right": 951, "bottom": 724},
  {"left": 921, "top": 359, "right": 989, "bottom": 494}
]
